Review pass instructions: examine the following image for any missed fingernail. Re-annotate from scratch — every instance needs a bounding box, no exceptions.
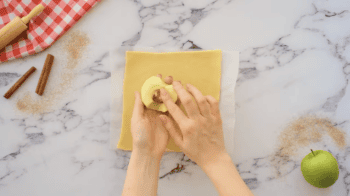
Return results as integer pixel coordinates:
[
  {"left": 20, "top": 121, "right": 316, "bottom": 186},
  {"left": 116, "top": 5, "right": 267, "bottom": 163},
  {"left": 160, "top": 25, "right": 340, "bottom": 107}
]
[{"left": 160, "top": 88, "right": 167, "bottom": 96}]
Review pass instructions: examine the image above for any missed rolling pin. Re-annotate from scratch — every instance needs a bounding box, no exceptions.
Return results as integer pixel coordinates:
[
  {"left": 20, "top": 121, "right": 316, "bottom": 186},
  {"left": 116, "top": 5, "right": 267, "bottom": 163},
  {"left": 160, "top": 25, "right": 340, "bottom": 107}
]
[{"left": 0, "top": 4, "right": 45, "bottom": 51}]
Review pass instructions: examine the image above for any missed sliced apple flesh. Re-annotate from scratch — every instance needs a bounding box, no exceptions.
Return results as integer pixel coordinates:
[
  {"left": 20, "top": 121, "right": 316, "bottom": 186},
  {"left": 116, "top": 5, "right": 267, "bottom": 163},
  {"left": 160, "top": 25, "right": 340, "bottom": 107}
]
[{"left": 141, "top": 76, "right": 178, "bottom": 112}]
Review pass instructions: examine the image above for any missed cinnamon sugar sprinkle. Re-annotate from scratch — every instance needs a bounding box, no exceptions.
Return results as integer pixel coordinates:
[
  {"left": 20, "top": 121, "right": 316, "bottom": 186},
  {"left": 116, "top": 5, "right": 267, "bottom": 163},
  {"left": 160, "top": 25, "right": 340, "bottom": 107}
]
[
  {"left": 15, "top": 30, "right": 90, "bottom": 114},
  {"left": 269, "top": 115, "right": 348, "bottom": 179}
]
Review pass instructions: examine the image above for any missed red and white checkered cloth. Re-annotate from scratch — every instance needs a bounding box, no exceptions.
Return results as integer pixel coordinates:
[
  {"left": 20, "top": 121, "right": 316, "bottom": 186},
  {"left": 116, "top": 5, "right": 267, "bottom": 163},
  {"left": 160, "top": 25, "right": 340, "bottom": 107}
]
[{"left": 0, "top": 0, "right": 102, "bottom": 63}]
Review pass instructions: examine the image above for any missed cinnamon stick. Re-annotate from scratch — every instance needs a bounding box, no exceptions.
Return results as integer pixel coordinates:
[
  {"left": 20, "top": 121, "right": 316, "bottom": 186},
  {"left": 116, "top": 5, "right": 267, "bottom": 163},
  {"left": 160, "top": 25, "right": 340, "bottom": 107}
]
[
  {"left": 35, "top": 55, "right": 48, "bottom": 94},
  {"left": 36, "top": 54, "right": 54, "bottom": 96},
  {"left": 4, "top": 66, "right": 36, "bottom": 99}
]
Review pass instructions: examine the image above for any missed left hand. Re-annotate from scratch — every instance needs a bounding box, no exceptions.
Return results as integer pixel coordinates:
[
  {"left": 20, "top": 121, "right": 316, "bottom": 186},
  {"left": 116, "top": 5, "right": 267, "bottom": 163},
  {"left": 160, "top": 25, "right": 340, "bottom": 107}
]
[{"left": 131, "top": 74, "right": 182, "bottom": 159}]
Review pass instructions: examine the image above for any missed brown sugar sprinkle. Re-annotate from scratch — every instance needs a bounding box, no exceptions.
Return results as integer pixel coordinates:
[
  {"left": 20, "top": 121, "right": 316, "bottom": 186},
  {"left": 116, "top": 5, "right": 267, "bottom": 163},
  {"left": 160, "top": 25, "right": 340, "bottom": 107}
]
[
  {"left": 269, "top": 115, "right": 348, "bottom": 179},
  {"left": 65, "top": 31, "right": 90, "bottom": 60},
  {"left": 16, "top": 92, "right": 53, "bottom": 114},
  {"left": 15, "top": 30, "right": 90, "bottom": 115}
]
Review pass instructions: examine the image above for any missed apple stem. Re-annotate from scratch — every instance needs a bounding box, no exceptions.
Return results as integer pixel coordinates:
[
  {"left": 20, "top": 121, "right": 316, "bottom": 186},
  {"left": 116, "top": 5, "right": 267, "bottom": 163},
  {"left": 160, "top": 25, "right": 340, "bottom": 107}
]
[{"left": 311, "top": 149, "right": 315, "bottom": 156}]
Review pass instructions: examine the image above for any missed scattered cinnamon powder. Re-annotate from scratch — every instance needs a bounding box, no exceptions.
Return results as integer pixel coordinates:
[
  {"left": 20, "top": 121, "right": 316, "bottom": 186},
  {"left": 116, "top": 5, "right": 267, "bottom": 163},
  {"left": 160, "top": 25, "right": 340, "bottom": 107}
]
[
  {"left": 16, "top": 92, "right": 52, "bottom": 114},
  {"left": 15, "top": 30, "right": 90, "bottom": 115},
  {"left": 65, "top": 30, "right": 90, "bottom": 69},
  {"left": 269, "top": 115, "right": 348, "bottom": 179}
]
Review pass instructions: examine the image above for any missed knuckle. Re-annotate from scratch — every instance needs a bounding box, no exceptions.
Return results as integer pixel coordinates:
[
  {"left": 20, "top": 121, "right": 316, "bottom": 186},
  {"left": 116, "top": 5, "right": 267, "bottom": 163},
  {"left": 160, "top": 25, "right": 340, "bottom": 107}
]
[
  {"left": 184, "top": 121, "right": 195, "bottom": 131},
  {"left": 197, "top": 97, "right": 207, "bottom": 105},
  {"left": 183, "top": 97, "right": 193, "bottom": 105},
  {"left": 214, "top": 115, "right": 222, "bottom": 124},
  {"left": 212, "top": 97, "right": 219, "bottom": 104},
  {"left": 206, "top": 95, "right": 213, "bottom": 99},
  {"left": 199, "top": 116, "right": 210, "bottom": 124},
  {"left": 207, "top": 95, "right": 217, "bottom": 102},
  {"left": 213, "top": 103, "right": 219, "bottom": 110},
  {"left": 207, "top": 115, "right": 215, "bottom": 122},
  {"left": 210, "top": 97, "right": 219, "bottom": 107}
]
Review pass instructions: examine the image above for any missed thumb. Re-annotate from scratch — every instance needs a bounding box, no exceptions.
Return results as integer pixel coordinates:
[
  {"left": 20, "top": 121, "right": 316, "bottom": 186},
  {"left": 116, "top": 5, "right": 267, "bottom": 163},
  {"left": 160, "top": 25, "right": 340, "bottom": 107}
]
[
  {"left": 133, "top": 91, "right": 144, "bottom": 117},
  {"left": 159, "top": 115, "right": 183, "bottom": 146}
]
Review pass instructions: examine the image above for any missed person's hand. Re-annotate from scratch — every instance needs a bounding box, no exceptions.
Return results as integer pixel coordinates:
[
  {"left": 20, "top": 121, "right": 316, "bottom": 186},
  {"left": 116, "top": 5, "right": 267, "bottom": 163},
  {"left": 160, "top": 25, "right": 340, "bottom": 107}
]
[
  {"left": 131, "top": 74, "right": 182, "bottom": 159},
  {"left": 158, "top": 81, "right": 228, "bottom": 168}
]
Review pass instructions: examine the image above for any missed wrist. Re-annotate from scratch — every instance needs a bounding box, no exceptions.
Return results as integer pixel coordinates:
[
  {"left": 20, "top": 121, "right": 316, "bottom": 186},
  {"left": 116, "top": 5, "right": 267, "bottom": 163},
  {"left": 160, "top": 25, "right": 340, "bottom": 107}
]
[
  {"left": 199, "top": 152, "right": 254, "bottom": 196},
  {"left": 201, "top": 152, "right": 232, "bottom": 171},
  {"left": 132, "top": 147, "right": 162, "bottom": 162}
]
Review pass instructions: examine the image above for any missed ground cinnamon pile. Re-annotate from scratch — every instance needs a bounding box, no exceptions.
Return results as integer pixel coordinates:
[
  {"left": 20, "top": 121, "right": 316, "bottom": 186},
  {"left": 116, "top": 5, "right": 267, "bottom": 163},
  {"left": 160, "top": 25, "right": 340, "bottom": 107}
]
[
  {"left": 15, "top": 30, "right": 90, "bottom": 114},
  {"left": 269, "top": 115, "right": 348, "bottom": 179},
  {"left": 65, "top": 30, "right": 90, "bottom": 69}
]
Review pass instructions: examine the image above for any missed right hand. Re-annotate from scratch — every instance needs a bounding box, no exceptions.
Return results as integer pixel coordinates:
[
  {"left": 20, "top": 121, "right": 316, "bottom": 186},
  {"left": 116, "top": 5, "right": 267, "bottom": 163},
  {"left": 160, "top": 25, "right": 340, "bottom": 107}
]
[{"left": 159, "top": 81, "right": 228, "bottom": 168}]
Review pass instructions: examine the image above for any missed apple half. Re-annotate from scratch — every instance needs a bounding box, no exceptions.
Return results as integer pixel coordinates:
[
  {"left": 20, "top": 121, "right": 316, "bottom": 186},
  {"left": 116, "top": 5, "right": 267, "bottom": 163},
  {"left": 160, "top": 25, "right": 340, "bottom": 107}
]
[{"left": 141, "top": 76, "right": 178, "bottom": 112}]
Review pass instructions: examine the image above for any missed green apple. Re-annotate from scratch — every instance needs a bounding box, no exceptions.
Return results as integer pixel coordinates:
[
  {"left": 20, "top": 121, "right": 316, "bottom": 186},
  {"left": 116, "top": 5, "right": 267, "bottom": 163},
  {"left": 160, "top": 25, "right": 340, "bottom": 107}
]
[{"left": 301, "top": 149, "right": 339, "bottom": 188}]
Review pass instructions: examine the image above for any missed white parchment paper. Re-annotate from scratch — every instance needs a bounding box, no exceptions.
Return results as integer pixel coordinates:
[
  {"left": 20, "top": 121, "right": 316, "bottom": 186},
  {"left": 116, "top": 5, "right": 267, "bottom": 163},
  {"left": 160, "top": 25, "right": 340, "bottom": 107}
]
[{"left": 109, "top": 46, "right": 239, "bottom": 154}]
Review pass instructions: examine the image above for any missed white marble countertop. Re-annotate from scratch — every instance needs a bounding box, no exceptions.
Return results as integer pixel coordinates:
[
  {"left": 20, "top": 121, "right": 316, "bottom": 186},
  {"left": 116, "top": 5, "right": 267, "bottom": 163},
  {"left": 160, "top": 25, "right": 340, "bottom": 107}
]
[{"left": 1, "top": 0, "right": 350, "bottom": 195}]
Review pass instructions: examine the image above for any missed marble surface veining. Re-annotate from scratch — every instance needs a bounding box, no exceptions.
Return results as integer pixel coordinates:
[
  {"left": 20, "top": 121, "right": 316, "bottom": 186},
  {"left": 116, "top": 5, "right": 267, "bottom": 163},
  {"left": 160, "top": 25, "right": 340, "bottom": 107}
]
[{"left": 1, "top": 0, "right": 350, "bottom": 195}]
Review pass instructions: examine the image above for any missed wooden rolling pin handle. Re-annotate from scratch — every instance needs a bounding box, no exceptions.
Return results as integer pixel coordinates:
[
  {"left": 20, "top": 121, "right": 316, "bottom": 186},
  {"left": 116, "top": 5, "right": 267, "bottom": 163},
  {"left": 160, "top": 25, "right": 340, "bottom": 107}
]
[{"left": 21, "top": 4, "right": 45, "bottom": 25}]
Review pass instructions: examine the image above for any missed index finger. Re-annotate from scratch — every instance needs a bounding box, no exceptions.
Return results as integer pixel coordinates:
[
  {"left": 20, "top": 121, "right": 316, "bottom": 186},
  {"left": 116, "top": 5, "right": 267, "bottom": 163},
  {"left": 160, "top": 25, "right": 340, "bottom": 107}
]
[
  {"left": 158, "top": 74, "right": 181, "bottom": 105},
  {"left": 160, "top": 88, "right": 189, "bottom": 126}
]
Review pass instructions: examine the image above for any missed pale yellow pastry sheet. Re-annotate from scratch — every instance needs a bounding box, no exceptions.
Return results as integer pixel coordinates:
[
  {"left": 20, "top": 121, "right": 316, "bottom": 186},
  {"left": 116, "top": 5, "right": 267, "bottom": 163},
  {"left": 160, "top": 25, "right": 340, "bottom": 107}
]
[{"left": 117, "top": 49, "right": 222, "bottom": 152}]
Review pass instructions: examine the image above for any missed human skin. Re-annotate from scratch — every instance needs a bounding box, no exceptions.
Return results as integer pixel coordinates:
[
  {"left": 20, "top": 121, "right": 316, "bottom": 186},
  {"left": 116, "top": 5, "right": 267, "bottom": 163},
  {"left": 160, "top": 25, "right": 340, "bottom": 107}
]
[
  {"left": 122, "top": 74, "right": 254, "bottom": 196},
  {"left": 122, "top": 74, "right": 180, "bottom": 196}
]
